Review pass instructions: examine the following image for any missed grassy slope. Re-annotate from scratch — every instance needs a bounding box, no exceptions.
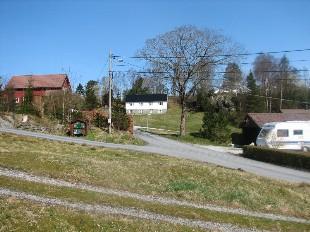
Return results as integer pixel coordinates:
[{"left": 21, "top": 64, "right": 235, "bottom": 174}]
[
  {"left": 0, "top": 198, "right": 199, "bottom": 232},
  {"left": 133, "top": 103, "right": 240, "bottom": 145},
  {"left": 0, "top": 176, "right": 308, "bottom": 232},
  {"left": 0, "top": 133, "right": 309, "bottom": 221}
]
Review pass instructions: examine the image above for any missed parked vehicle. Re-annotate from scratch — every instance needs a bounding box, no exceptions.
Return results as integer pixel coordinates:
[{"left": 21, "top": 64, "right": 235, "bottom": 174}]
[{"left": 256, "top": 121, "right": 310, "bottom": 151}]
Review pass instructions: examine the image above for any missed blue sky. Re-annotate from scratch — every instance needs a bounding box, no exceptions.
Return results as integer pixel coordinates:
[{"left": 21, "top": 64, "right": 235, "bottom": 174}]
[{"left": 0, "top": 0, "right": 309, "bottom": 87}]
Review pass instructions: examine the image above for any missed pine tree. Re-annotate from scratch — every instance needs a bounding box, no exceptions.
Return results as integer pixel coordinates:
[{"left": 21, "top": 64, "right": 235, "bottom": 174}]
[
  {"left": 22, "top": 80, "right": 34, "bottom": 114},
  {"left": 201, "top": 102, "right": 231, "bottom": 143},
  {"left": 126, "top": 77, "right": 149, "bottom": 95},
  {"left": 245, "top": 72, "right": 264, "bottom": 113},
  {"left": 75, "top": 83, "right": 85, "bottom": 96},
  {"left": 85, "top": 80, "right": 98, "bottom": 110}
]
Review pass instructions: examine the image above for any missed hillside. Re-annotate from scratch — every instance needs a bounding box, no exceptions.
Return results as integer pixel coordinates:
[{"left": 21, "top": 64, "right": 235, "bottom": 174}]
[{"left": 0, "top": 133, "right": 309, "bottom": 231}]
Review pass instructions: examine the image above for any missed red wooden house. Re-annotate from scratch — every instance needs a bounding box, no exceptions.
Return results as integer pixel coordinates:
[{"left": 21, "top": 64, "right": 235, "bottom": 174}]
[{"left": 6, "top": 74, "right": 71, "bottom": 105}]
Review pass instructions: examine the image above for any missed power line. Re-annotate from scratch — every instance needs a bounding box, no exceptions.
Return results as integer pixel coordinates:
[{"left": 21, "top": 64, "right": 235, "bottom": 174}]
[
  {"left": 112, "top": 69, "right": 309, "bottom": 75},
  {"left": 130, "top": 48, "right": 310, "bottom": 59}
]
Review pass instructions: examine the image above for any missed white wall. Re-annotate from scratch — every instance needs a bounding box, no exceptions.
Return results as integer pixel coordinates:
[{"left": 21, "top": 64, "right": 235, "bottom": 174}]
[{"left": 126, "top": 101, "right": 167, "bottom": 114}]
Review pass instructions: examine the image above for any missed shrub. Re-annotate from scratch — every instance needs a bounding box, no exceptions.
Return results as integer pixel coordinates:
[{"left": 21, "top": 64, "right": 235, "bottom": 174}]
[
  {"left": 242, "top": 146, "right": 310, "bottom": 171},
  {"left": 201, "top": 109, "right": 231, "bottom": 143}
]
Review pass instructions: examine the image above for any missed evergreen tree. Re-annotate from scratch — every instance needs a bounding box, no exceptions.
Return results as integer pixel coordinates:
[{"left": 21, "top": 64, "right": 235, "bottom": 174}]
[
  {"left": 245, "top": 71, "right": 264, "bottom": 113},
  {"left": 22, "top": 80, "right": 34, "bottom": 114},
  {"left": 126, "top": 77, "right": 149, "bottom": 95},
  {"left": 85, "top": 80, "right": 99, "bottom": 110},
  {"left": 201, "top": 102, "right": 231, "bottom": 143},
  {"left": 75, "top": 83, "right": 85, "bottom": 96}
]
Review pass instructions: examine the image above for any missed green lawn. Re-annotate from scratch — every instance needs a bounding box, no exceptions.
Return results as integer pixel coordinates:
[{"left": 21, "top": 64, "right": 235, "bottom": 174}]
[
  {"left": 133, "top": 104, "right": 240, "bottom": 145},
  {"left": 0, "top": 132, "right": 309, "bottom": 222}
]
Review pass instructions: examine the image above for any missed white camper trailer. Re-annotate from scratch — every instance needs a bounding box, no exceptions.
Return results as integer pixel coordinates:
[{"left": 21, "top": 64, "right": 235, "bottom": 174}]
[{"left": 256, "top": 121, "right": 310, "bottom": 150}]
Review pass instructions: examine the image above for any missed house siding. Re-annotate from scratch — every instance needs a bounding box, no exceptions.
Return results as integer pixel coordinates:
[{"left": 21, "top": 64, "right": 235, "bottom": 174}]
[{"left": 125, "top": 101, "right": 168, "bottom": 115}]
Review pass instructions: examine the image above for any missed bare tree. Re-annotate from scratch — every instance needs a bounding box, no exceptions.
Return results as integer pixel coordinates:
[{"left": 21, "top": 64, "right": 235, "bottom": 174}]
[
  {"left": 253, "top": 54, "right": 278, "bottom": 112},
  {"left": 137, "top": 25, "right": 239, "bottom": 136}
]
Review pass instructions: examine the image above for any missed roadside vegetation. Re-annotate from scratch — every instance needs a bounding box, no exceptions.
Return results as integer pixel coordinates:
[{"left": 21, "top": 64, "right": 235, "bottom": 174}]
[
  {"left": 0, "top": 133, "right": 309, "bottom": 222},
  {"left": 86, "top": 127, "right": 145, "bottom": 145}
]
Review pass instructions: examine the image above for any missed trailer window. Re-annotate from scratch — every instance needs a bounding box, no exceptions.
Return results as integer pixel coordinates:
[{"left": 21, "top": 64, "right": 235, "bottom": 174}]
[
  {"left": 258, "top": 128, "right": 272, "bottom": 138},
  {"left": 277, "top": 129, "right": 289, "bottom": 137},
  {"left": 293, "top": 130, "right": 303, "bottom": 135}
]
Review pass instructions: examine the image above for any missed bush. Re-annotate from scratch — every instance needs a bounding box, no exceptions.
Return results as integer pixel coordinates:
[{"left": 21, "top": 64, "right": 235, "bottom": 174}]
[
  {"left": 112, "top": 99, "right": 129, "bottom": 131},
  {"left": 201, "top": 109, "right": 231, "bottom": 143},
  {"left": 93, "top": 112, "right": 108, "bottom": 128},
  {"left": 242, "top": 146, "right": 310, "bottom": 171}
]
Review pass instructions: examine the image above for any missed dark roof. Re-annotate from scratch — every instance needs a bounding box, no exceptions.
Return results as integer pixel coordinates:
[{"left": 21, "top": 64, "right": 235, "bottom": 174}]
[
  {"left": 7, "top": 74, "right": 69, "bottom": 89},
  {"left": 247, "top": 113, "right": 310, "bottom": 127},
  {"left": 126, "top": 94, "right": 167, "bottom": 102}
]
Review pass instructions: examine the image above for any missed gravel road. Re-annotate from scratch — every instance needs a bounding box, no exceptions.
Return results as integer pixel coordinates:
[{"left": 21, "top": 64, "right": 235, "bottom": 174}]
[
  {"left": 1, "top": 167, "right": 308, "bottom": 224},
  {"left": 0, "top": 127, "right": 309, "bottom": 183},
  {"left": 0, "top": 188, "right": 257, "bottom": 232}
]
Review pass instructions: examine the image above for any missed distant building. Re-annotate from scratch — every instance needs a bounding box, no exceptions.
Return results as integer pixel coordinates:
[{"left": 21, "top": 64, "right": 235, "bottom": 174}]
[
  {"left": 125, "top": 94, "right": 168, "bottom": 114},
  {"left": 6, "top": 74, "right": 71, "bottom": 105}
]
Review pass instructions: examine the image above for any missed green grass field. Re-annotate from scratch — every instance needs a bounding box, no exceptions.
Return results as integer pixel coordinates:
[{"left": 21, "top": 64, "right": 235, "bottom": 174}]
[
  {"left": 0, "top": 133, "right": 309, "bottom": 231},
  {"left": 133, "top": 103, "right": 240, "bottom": 145}
]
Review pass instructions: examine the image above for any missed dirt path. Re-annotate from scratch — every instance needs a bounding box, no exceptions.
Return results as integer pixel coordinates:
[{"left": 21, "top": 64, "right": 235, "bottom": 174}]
[
  {"left": 0, "top": 167, "right": 308, "bottom": 224},
  {"left": 0, "top": 188, "right": 257, "bottom": 232}
]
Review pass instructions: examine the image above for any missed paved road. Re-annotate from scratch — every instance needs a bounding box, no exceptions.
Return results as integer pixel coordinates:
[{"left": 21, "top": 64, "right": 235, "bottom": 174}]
[{"left": 1, "top": 127, "right": 310, "bottom": 183}]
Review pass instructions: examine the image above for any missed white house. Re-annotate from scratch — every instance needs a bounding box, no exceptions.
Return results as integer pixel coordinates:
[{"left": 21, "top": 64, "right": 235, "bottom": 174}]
[{"left": 125, "top": 94, "right": 168, "bottom": 115}]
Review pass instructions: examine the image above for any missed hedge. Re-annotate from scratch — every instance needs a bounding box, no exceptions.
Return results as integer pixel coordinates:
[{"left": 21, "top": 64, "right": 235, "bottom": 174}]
[{"left": 242, "top": 146, "right": 310, "bottom": 171}]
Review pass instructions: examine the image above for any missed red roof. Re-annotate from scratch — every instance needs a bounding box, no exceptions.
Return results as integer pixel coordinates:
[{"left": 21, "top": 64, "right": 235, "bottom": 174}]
[
  {"left": 7, "top": 74, "right": 69, "bottom": 89},
  {"left": 247, "top": 113, "right": 310, "bottom": 127}
]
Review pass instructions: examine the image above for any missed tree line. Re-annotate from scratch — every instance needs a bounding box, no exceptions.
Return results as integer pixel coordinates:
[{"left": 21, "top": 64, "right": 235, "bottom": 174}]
[{"left": 1, "top": 25, "right": 309, "bottom": 141}]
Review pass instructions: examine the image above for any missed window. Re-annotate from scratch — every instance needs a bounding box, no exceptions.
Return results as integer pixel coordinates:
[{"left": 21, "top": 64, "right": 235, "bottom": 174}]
[
  {"left": 258, "top": 128, "right": 272, "bottom": 138},
  {"left": 293, "top": 130, "right": 303, "bottom": 135},
  {"left": 159, "top": 101, "right": 163, "bottom": 105},
  {"left": 277, "top": 129, "right": 289, "bottom": 137}
]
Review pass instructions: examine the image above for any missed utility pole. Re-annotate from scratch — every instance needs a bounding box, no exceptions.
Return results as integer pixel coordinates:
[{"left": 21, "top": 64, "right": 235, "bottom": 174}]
[
  {"left": 108, "top": 50, "right": 112, "bottom": 134},
  {"left": 279, "top": 80, "right": 283, "bottom": 111}
]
